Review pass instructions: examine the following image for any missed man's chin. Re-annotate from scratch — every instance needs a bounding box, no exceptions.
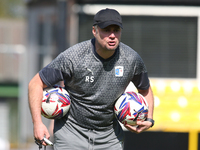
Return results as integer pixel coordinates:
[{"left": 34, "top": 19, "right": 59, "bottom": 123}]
[{"left": 107, "top": 46, "right": 118, "bottom": 51}]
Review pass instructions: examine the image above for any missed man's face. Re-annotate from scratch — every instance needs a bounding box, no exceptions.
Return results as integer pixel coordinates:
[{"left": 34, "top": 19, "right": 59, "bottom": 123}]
[{"left": 92, "top": 25, "right": 122, "bottom": 51}]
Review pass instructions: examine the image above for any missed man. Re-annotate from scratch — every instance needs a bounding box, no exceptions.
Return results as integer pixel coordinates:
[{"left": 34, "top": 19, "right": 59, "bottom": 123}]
[{"left": 29, "top": 8, "right": 154, "bottom": 150}]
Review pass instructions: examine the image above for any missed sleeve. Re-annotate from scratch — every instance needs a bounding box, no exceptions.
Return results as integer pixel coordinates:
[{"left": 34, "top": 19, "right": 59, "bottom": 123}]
[
  {"left": 132, "top": 73, "right": 150, "bottom": 90},
  {"left": 39, "top": 52, "right": 72, "bottom": 87},
  {"left": 131, "top": 53, "right": 150, "bottom": 90}
]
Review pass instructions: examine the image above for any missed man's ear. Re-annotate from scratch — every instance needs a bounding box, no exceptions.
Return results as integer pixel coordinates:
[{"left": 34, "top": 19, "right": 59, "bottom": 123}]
[{"left": 92, "top": 26, "right": 97, "bottom": 37}]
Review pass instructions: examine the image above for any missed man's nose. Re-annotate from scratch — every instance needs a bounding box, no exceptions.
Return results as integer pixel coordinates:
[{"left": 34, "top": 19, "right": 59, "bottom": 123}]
[{"left": 109, "top": 32, "right": 115, "bottom": 38}]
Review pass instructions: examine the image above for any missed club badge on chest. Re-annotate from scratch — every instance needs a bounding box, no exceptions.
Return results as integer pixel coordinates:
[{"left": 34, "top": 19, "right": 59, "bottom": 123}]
[{"left": 115, "top": 66, "right": 124, "bottom": 77}]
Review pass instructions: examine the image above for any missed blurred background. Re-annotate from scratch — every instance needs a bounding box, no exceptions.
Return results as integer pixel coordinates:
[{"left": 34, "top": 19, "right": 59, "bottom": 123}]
[{"left": 1, "top": 0, "right": 200, "bottom": 150}]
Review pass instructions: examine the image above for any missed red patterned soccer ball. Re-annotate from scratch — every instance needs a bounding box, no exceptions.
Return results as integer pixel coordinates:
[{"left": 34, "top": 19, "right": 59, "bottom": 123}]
[
  {"left": 114, "top": 91, "right": 148, "bottom": 126},
  {"left": 41, "top": 85, "right": 71, "bottom": 119}
]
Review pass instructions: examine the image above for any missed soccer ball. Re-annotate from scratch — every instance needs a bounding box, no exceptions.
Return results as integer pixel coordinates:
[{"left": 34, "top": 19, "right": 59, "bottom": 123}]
[
  {"left": 41, "top": 85, "right": 71, "bottom": 119},
  {"left": 114, "top": 91, "right": 148, "bottom": 126}
]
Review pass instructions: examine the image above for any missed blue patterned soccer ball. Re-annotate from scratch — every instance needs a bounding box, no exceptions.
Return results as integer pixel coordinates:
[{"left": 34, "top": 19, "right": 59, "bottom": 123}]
[
  {"left": 41, "top": 85, "right": 71, "bottom": 119},
  {"left": 114, "top": 91, "right": 148, "bottom": 126}
]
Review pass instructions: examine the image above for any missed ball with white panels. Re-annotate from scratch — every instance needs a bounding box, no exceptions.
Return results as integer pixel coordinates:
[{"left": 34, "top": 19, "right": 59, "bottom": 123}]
[
  {"left": 41, "top": 85, "right": 71, "bottom": 119},
  {"left": 114, "top": 91, "right": 148, "bottom": 126}
]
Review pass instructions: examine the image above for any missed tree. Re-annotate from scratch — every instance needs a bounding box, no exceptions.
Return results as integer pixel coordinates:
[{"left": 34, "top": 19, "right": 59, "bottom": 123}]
[{"left": 0, "top": 0, "right": 26, "bottom": 19}]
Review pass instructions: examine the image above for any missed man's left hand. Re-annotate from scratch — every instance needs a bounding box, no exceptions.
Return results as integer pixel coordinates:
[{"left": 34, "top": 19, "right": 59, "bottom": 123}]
[{"left": 124, "top": 120, "right": 152, "bottom": 134}]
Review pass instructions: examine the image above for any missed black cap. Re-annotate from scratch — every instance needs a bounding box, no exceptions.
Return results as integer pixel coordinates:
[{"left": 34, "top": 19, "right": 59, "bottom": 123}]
[{"left": 93, "top": 8, "right": 123, "bottom": 29}]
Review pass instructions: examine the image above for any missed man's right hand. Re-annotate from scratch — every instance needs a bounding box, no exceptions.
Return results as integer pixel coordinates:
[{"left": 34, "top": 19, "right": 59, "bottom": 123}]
[{"left": 34, "top": 122, "right": 50, "bottom": 146}]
